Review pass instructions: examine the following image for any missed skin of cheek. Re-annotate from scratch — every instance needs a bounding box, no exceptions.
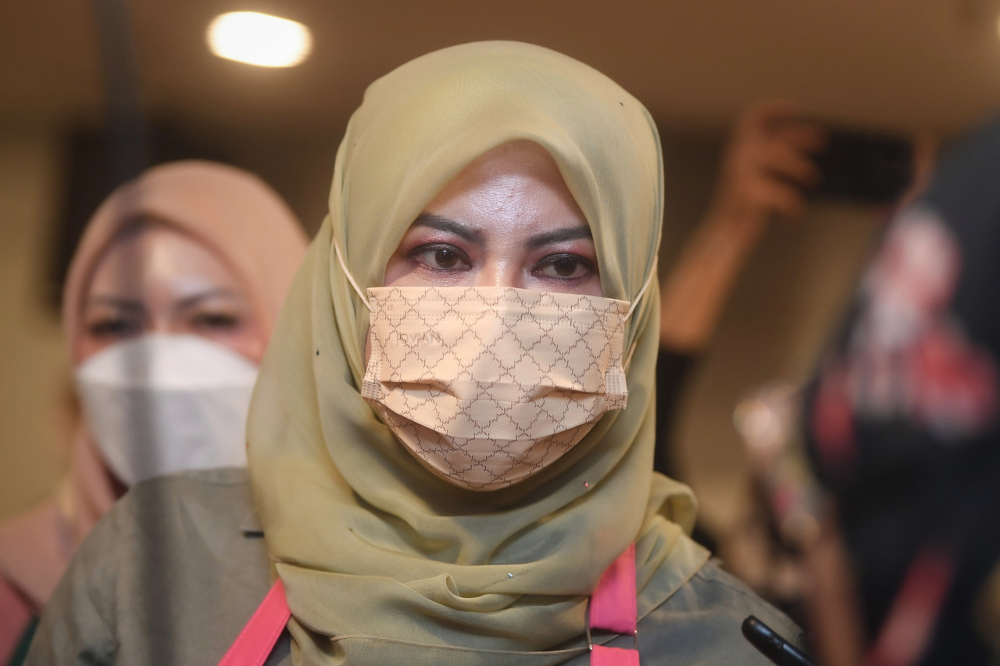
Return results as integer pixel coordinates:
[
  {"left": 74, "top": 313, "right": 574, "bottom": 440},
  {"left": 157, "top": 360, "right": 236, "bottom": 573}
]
[
  {"left": 78, "top": 225, "right": 267, "bottom": 365},
  {"left": 189, "top": 309, "right": 267, "bottom": 365},
  {"left": 76, "top": 318, "right": 119, "bottom": 361}
]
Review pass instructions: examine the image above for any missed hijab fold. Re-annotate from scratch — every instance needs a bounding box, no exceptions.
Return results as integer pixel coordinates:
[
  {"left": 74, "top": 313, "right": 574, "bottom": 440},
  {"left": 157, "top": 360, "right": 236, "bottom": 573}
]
[{"left": 247, "top": 42, "right": 708, "bottom": 664}]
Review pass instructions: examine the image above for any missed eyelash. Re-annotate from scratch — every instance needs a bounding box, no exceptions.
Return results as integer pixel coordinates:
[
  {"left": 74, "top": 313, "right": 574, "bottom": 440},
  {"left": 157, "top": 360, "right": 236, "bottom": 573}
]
[
  {"left": 409, "top": 243, "right": 472, "bottom": 271},
  {"left": 85, "top": 310, "right": 243, "bottom": 339},
  {"left": 532, "top": 254, "right": 596, "bottom": 281},
  {"left": 409, "top": 243, "right": 596, "bottom": 281}
]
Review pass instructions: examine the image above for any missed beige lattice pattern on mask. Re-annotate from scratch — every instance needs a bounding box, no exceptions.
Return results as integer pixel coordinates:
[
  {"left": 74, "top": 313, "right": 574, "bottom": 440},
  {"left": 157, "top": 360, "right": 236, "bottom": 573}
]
[{"left": 363, "top": 286, "right": 629, "bottom": 490}]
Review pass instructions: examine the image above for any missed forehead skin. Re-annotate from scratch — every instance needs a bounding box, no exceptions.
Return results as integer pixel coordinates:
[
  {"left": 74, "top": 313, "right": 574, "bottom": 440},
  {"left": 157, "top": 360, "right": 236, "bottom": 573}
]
[
  {"left": 425, "top": 141, "right": 586, "bottom": 241},
  {"left": 382, "top": 140, "right": 601, "bottom": 296},
  {"left": 87, "top": 224, "right": 242, "bottom": 301}
]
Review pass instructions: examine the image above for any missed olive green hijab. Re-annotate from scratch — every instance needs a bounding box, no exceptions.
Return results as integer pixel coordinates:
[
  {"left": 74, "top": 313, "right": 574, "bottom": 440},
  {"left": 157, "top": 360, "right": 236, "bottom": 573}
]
[{"left": 248, "top": 41, "right": 708, "bottom": 665}]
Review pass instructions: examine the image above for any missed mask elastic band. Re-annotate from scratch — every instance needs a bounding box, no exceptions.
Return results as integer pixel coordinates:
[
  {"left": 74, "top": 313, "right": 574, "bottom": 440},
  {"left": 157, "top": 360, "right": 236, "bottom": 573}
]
[
  {"left": 620, "top": 257, "right": 659, "bottom": 371},
  {"left": 334, "top": 240, "right": 372, "bottom": 310},
  {"left": 624, "top": 256, "right": 659, "bottom": 321},
  {"left": 622, "top": 340, "right": 639, "bottom": 372}
]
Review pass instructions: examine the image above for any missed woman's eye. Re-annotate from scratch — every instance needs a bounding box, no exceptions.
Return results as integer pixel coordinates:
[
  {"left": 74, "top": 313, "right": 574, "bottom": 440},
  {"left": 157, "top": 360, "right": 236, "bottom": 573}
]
[
  {"left": 535, "top": 255, "right": 593, "bottom": 280},
  {"left": 412, "top": 245, "right": 471, "bottom": 271},
  {"left": 192, "top": 312, "right": 241, "bottom": 331},
  {"left": 87, "top": 318, "right": 141, "bottom": 339}
]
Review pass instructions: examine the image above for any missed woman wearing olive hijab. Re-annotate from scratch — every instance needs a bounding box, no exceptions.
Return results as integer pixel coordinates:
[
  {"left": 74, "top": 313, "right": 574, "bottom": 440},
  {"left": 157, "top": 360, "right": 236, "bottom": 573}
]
[{"left": 27, "top": 43, "right": 799, "bottom": 665}]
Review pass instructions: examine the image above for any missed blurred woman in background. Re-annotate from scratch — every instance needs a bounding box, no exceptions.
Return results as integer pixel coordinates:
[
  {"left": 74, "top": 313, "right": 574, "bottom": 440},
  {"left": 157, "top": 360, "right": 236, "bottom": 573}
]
[{"left": 0, "top": 160, "right": 307, "bottom": 665}]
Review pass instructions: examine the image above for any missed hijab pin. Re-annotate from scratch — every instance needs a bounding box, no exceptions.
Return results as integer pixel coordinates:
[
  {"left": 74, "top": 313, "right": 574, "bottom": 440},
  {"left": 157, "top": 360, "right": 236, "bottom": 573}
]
[
  {"left": 507, "top": 572, "right": 514, "bottom": 579},
  {"left": 583, "top": 481, "right": 590, "bottom": 489}
]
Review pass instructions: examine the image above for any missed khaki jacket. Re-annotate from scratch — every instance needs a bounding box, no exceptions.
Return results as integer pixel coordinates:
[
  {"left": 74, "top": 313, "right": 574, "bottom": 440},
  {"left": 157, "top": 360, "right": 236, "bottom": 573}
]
[{"left": 26, "top": 469, "right": 804, "bottom": 665}]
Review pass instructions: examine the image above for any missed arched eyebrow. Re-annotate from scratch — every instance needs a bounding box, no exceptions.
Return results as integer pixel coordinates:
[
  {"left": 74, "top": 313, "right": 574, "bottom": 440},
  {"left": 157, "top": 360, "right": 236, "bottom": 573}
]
[
  {"left": 412, "top": 213, "right": 592, "bottom": 250},
  {"left": 526, "top": 226, "right": 592, "bottom": 249},
  {"left": 412, "top": 213, "right": 484, "bottom": 244},
  {"left": 175, "top": 288, "right": 243, "bottom": 311}
]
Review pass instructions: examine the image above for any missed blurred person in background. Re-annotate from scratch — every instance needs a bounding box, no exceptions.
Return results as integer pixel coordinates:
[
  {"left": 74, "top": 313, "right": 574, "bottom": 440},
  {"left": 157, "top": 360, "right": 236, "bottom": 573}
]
[
  {"left": 655, "top": 102, "right": 826, "bottom": 479},
  {"left": 666, "top": 104, "right": 936, "bottom": 627},
  {"left": 781, "top": 117, "right": 1000, "bottom": 665},
  {"left": 657, "top": 104, "right": 934, "bottom": 483},
  {"left": 0, "top": 161, "right": 308, "bottom": 666}
]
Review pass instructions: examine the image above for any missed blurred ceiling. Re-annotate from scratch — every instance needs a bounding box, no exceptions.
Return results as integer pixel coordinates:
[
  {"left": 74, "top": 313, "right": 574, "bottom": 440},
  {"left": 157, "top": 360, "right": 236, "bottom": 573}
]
[{"left": 3, "top": 0, "right": 1000, "bottom": 135}]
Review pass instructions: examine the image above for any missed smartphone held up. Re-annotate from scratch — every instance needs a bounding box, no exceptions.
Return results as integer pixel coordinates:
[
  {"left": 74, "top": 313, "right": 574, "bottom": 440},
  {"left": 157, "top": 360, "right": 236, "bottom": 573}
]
[{"left": 809, "top": 127, "right": 915, "bottom": 204}]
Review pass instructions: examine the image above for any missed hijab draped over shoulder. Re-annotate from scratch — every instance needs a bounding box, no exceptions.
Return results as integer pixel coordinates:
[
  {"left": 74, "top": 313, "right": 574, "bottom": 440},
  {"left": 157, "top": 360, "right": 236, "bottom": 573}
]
[
  {"left": 247, "top": 42, "right": 709, "bottom": 664},
  {"left": 0, "top": 161, "right": 308, "bottom": 610}
]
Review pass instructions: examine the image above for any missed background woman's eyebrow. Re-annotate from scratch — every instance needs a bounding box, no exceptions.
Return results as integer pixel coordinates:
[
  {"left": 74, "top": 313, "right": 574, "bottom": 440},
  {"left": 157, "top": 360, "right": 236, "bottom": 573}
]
[
  {"left": 86, "top": 296, "right": 144, "bottom": 311},
  {"left": 527, "top": 226, "right": 592, "bottom": 249},
  {"left": 412, "top": 213, "right": 485, "bottom": 244},
  {"left": 176, "top": 288, "right": 242, "bottom": 310}
]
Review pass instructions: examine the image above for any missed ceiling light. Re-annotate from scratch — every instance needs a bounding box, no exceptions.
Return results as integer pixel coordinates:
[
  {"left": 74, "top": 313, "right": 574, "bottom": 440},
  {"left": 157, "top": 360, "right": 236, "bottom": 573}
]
[{"left": 207, "top": 11, "right": 312, "bottom": 68}]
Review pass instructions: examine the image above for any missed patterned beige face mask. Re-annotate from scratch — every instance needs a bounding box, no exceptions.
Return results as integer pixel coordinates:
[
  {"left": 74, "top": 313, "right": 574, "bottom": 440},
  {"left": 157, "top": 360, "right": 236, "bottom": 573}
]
[{"left": 338, "top": 244, "right": 653, "bottom": 491}]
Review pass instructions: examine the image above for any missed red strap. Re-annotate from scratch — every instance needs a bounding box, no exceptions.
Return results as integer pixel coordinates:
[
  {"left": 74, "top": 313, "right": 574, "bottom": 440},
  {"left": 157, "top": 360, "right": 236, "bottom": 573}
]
[
  {"left": 591, "top": 645, "right": 641, "bottom": 666},
  {"left": 866, "top": 549, "right": 953, "bottom": 666},
  {"left": 588, "top": 543, "right": 639, "bottom": 665},
  {"left": 218, "top": 579, "right": 290, "bottom": 666},
  {"left": 220, "top": 545, "right": 639, "bottom": 665},
  {"left": 589, "top": 543, "right": 637, "bottom": 635},
  {"left": 0, "top": 576, "right": 35, "bottom": 664}
]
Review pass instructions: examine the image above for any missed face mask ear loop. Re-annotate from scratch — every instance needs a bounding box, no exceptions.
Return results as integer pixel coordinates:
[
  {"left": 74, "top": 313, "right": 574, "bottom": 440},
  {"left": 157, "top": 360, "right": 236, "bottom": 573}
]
[
  {"left": 621, "top": 257, "right": 659, "bottom": 372},
  {"left": 622, "top": 341, "right": 639, "bottom": 373},
  {"left": 624, "top": 256, "right": 658, "bottom": 321},
  {"left": 334, "top": 240, "right": 372, "bottom": 311}
]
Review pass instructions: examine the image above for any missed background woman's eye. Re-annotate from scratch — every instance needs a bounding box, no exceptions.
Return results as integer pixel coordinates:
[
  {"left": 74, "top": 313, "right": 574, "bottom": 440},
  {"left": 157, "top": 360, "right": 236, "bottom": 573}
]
[
  {"left": 87, "top": 317, "right": 142, "bottom": 339},
  {"left": 192, "top": 312, "right": 241, "bottom": 331}
]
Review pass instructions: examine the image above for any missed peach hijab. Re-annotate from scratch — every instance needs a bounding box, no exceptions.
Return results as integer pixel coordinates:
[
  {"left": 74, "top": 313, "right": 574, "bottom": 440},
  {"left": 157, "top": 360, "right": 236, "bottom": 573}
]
[{"left": 0, "top": 161, "right": 308, "bottom": 613}]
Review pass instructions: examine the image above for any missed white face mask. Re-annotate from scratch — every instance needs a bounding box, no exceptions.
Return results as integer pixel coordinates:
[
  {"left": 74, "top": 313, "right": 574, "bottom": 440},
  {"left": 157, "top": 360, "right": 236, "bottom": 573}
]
[
  {"left": 338, "top": 242, "right": 653, "bottom": 491},
  {"left": 75, "top": 334, "right": 259, "bottom": 486}
]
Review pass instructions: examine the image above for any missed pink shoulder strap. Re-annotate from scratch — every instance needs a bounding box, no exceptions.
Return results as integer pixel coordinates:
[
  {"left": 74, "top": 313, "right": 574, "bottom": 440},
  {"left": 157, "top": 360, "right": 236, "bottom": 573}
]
[
  {"left": 590, "top": 542, "right": 637, "bottom": 635},
  {"left": 589, "top": 543, "right": 640, "bottom": 665},
  {"left": 218, "top": 578, "right": 290, "bottom": 666},
  {"left": 219, "top": 545, "right": 639, "bottom": 665}
]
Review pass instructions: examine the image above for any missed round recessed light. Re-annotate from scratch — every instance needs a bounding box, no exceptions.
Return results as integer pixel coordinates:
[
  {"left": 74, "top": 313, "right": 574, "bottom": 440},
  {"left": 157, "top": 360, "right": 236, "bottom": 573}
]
[{"left": 207, "top": 11, "right": 312, "bottom": 68}]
